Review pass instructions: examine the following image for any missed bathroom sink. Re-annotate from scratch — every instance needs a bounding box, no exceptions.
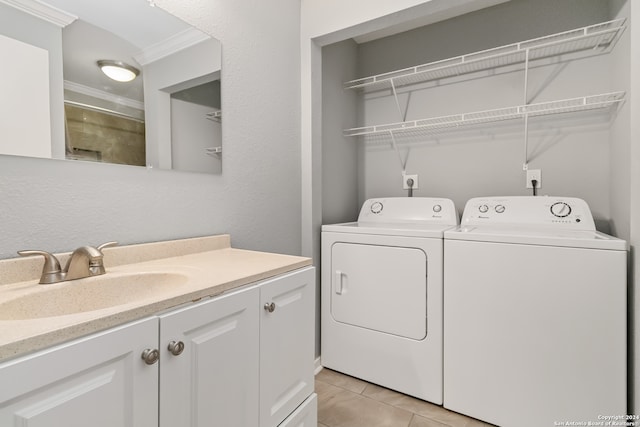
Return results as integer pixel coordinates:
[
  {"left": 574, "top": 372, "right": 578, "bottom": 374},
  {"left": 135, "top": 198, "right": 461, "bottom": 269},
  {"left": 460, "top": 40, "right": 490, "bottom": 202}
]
[{"left": 0, "top": 271, "right": 190, "bottom": 320}]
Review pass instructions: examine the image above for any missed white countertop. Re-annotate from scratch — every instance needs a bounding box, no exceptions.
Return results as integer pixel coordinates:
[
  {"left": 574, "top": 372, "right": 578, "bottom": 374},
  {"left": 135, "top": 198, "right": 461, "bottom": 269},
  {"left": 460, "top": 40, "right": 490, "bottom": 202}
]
[{"left": 0, "top": 235, "right": 312, "bottom": 362}]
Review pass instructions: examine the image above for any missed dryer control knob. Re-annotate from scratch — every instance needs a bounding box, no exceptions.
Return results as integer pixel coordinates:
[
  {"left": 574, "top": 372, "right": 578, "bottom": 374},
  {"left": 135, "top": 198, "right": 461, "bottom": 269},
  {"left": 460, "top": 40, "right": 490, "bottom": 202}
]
[
  {"left": 478, "top": 204, "right": 489, "bottom": 213},
  {"left": 495, "top": 205, "right": 505, "bottom": 214},
  {"left": 433, "top": 204, "right": 442, "bottom": 213},
  {"left": 370, "top": 201, "right": 383, "bottom": 214}
]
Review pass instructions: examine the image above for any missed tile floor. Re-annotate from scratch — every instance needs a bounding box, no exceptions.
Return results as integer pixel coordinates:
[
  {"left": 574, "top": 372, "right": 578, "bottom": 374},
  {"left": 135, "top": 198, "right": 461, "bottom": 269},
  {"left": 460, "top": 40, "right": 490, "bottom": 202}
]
[{"left": 315, "top": 368, "right": 495, "bottom": 427}]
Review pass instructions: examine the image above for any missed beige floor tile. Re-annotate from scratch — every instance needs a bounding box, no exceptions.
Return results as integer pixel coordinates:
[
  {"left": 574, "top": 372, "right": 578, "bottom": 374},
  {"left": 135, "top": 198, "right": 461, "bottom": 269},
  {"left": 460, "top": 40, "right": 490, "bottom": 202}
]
[
  {"left": 316, "top": 380, "right": 349, "bottom": 406},
  {"left": 362, "top": 383, "right": 443, "bottom": 416},
  {"left": 316, "top": 368, "right": 369, "bottom": 394},
  {"left": 317, "top": 380, "right": 413, "bottom": 427},
  {"left": 362, "top": 383, "right": 494, "bottom": 427},
  {"left": 317, "top": 369, "right": 495, "bottom": 427},
  {"left": 408, "top": 415, "right": 449, "bottom": 427},
  {"left": 426, "top": 409, "right": 495, "bottom": 427}
]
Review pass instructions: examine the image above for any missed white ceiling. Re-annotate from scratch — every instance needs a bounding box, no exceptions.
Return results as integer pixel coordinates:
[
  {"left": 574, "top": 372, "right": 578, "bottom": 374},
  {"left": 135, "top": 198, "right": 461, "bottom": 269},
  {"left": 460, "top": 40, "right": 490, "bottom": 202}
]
[
  {"left": 44, "top": 0, "right": 191, "bottom": 49},
  {"left": 40, "top": 0, "right": 210, "bottom": 104}
]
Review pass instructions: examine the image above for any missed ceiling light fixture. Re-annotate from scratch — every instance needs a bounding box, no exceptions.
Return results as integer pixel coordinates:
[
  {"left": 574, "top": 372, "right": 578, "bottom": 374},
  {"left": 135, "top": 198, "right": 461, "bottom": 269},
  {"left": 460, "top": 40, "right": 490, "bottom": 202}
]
[{"left": 97, "top": 60, "right": 140, "bottom": 82}]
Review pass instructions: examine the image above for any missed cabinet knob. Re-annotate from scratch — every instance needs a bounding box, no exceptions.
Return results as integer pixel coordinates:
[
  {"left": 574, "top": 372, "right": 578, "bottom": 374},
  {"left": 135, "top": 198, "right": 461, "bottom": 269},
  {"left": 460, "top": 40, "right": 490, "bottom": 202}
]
[
  {"left": 264, "top": 302, "right": 276, "bottom": 313},
  {"left": 168, "top": 340, "right": 185, "bottom": 356},
  {"left": 141, "top": 348, "right": 159, "bottom": 365}
]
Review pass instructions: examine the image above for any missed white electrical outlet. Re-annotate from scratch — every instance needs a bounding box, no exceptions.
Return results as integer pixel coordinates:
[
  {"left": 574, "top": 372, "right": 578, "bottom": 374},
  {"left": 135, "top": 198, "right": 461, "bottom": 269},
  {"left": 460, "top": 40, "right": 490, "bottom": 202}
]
[
  {"left": 526, "top": 169, "right": 541, "bottom": 189},
  {"left": 403, "top": 174, "right": 419, "bottom": 190}
]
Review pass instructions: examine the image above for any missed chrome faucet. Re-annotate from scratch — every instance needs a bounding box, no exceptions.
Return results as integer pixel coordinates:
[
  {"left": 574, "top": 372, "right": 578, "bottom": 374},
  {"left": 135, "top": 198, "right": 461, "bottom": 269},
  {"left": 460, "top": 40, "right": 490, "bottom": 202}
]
[{"left": 18, "top": 242, "right": 118, "bottom": 284}]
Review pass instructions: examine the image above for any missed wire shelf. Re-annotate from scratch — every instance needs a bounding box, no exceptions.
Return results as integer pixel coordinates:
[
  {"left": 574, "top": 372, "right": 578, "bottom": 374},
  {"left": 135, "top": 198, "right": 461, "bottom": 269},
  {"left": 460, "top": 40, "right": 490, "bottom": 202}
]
[
  {"left": 343, "top": 92, "right": 625, "bottom": 138},
  {"left": 344, "top": 19, "right": 626, "bottom": 92}
]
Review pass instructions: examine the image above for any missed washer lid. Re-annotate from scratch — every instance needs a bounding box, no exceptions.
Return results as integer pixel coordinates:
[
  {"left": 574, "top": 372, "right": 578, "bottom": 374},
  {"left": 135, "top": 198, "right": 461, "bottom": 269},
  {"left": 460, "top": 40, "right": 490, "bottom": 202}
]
[{"left": 445, "top": 225, "right": 627, "bottom": 250}]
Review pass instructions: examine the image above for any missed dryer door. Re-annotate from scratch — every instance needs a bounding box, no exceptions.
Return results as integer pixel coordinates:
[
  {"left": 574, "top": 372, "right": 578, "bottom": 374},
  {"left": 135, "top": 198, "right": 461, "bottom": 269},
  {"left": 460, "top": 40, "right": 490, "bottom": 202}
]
[{"left": 330, "top": 242, "right": 427, "bottom": 340}]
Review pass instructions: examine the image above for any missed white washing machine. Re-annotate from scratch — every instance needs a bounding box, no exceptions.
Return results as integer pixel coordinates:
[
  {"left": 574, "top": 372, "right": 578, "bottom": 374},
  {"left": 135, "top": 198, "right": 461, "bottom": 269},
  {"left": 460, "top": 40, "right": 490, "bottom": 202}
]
[
  {"left": 444, "top": 196, "right": 627, "bottom": 427},
  {"left": 321, "top": 197, "right": 458, "bottom": 404}
]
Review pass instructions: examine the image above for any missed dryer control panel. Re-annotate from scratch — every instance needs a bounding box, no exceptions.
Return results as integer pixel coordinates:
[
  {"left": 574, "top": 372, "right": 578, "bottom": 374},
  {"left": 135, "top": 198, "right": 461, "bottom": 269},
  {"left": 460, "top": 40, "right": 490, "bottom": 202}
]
[
  {"left": 358, "top": 197, "right": 459, "bottom": 225},
  {"left": 461, "top": 196, "right": 596, "bottom": 230}
]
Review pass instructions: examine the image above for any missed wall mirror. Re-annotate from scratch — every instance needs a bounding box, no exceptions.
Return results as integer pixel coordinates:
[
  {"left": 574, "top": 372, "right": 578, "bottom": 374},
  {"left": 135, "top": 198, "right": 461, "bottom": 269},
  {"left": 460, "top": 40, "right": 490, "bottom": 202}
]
[{"left": 0, "top": 0, "right": 222, "bottom": 174}]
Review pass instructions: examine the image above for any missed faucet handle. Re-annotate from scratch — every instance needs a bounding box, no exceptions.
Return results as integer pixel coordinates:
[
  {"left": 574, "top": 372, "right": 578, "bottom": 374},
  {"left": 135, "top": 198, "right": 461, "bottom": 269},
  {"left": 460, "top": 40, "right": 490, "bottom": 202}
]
[
  {"left": 17, "top": 250, "right": 64, "bottom": 284},
  {"left": 97, "top": 241, "right": 118, "bottom": 252},
  {"left": 88, "top": 242, "right": 118, "bottom": 276}
]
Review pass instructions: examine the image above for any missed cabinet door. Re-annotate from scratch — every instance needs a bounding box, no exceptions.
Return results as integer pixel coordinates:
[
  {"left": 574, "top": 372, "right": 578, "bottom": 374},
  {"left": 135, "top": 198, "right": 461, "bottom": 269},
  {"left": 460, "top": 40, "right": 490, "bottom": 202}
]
[
  {"left": 260, "top": 267, "right": 315, "bottom": 427},
  {"left": 159, "top": 286, "right": 259, "bottom": 427},
  {"left": 0, "top": 317, "right": 159, "bottom": 427},
  {"left": 278, "top": 394, "right": 317, "bottom": 427}
]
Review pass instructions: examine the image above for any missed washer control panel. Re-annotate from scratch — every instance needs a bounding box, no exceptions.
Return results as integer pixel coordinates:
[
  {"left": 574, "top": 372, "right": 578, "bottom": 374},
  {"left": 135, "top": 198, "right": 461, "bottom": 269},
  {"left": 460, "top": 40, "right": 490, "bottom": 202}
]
[
  {"left": 358, "top": 197, "right": 459, "bottom": 225},
  {"left": 461, "top": 196, "right": 595, "bottom": 230}
]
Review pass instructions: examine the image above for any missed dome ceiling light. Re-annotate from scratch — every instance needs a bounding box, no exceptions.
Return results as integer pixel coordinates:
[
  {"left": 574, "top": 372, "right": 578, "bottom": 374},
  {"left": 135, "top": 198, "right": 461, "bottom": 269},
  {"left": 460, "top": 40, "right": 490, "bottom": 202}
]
[{"left": 97, "top": 60, "right": 140, "bottom": 82}]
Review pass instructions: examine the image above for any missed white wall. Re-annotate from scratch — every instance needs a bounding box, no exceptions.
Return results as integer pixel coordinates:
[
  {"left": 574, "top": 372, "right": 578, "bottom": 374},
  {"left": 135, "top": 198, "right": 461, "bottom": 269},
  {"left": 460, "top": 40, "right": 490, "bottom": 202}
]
[
  {"left": 0, "top": 0, "right": 302, "bottom": 260},
  {"left": 0, "top": 34, "right": 51, "bottom": 159},
  {"left": 0, "top": 3, "right": 65, "bottom": 159}
]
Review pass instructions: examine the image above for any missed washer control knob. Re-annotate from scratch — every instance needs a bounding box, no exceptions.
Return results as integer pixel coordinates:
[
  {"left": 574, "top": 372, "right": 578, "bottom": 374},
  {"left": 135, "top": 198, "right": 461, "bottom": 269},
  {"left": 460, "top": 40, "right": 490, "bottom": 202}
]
[
  {"left": 433, "top": 204, "right": 442, "bottom": 213},
  {"left": 550, "top": 202, "right": 572, "bottom": 218},
  {"left": 495, "top": 205, "right": 505, "bottom": 214},
  {"left": 478, "top": 204, "right": 489, "bottom": 213},
  {"left": 370, "top": 201, "right": 383, "bottom": 214}
]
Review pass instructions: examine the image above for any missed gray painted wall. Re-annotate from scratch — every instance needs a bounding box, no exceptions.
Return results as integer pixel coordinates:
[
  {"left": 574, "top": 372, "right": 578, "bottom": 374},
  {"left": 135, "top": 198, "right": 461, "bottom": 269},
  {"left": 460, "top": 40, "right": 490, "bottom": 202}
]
[
  {"left": 0, "top": 0, "right": 302, "bottom": 260},
  {"left": 321, "top": 40, "right": 360, "bottom": 225}
]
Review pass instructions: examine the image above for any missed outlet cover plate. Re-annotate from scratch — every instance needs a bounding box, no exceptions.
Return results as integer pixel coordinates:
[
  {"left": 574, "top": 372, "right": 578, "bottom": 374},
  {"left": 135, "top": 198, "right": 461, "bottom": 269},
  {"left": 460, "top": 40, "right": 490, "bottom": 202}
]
[
  {"left": 403, "top": 174, "right": 419, "bottom": 190},
  {"left": 526, "top": 169, "right": 541, "bottom": 189}
]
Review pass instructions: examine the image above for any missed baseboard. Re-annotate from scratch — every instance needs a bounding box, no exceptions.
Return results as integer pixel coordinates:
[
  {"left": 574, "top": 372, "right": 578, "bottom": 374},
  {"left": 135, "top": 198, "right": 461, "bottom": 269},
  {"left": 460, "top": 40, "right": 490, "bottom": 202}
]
[{"left": 314, "top": 357, "right": 323, "bottom": 375}]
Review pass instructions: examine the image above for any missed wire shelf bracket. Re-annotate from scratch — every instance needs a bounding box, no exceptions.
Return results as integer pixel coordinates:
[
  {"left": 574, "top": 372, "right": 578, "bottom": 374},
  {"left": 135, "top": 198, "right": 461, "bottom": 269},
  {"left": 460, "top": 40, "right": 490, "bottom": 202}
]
[
  {"left": 205, "top": 146, "right": 222, "bottom": 157},
  {"left": 206, "top": 111, "right": 222, "bottom": 122}
]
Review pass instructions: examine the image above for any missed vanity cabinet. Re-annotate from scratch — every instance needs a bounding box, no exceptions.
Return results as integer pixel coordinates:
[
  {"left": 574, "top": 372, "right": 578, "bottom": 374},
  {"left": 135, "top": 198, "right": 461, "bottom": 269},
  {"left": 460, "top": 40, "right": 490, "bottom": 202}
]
[
  {"left": 259, "top": 268, "right": 315, "bottom": 427},
  {"left": 278, "top": 394, "right": 318, "bottom": 427},
  {"left": 0, "top": 266, "right": 315, "bottom": 427},
  {"left": 159, "top": 285, "right": 260, "bottom": 427},
  {"left": 0, "top": 317, "right": 159, "bottom": 427}
]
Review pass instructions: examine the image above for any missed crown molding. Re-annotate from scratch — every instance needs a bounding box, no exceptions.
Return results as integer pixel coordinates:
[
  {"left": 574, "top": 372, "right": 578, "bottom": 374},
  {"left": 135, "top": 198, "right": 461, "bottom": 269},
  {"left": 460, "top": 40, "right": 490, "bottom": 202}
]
[
  {"left": 64, "top": 80, "right": 144, "bottom": 111},
  {"left": 0, "top": 0, "right": 76, "bottom": 27},
  {"left": 134, "top": 27, "right": 210, "bottom": 66}
]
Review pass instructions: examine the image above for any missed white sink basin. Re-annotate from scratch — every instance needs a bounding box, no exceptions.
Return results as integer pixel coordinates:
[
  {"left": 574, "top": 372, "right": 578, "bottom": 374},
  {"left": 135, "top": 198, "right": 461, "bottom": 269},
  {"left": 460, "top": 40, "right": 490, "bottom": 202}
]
[{"left": 0, "top": 272, "right": 190, "bottom": 320}]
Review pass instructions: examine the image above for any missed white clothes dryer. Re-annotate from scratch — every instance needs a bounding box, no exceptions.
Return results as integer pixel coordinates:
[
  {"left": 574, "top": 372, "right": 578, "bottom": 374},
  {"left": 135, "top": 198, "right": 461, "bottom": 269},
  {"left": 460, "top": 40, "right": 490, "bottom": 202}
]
[
  {"left": 321, "top": 197, "right": 458, "bottom": 404},
  {"left": 444, "top": 196, "right": 627, "bottom": 427}
]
